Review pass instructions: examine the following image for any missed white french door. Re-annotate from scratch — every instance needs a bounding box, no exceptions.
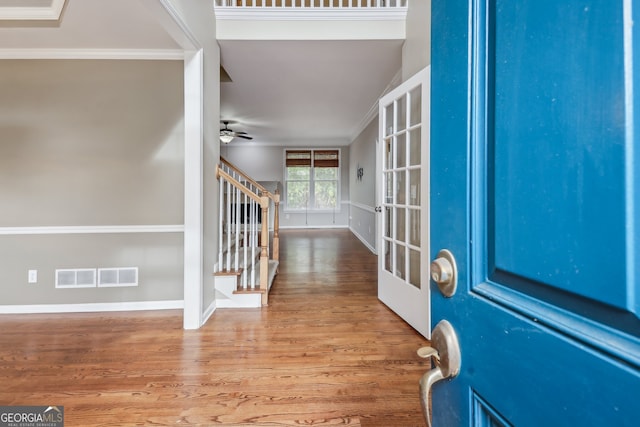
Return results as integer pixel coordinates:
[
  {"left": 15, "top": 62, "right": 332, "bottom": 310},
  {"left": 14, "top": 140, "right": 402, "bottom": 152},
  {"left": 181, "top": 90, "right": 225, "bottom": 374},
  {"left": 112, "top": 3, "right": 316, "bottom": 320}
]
[{"left": 377, "top": 67, "right": 430, "bottom": 339}]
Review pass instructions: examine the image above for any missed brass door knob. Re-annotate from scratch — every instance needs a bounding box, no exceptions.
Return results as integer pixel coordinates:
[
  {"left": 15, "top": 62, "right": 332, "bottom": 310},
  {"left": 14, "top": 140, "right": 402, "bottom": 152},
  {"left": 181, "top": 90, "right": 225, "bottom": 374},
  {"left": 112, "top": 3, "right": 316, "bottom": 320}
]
[{"left": 430, "top": 249, "right": 458, "bottom": 297}]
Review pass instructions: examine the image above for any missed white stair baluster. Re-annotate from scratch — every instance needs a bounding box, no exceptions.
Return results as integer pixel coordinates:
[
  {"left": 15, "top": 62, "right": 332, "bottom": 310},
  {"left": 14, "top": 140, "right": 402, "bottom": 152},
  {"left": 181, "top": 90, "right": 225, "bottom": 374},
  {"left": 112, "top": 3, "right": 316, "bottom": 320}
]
[
  {"left": 225, "top": 180, "right": 231, "bottom": 272},
  {"left": 234, "top": 184, "right": 240, "bottom": 273},
  {"left": 218, "top": 176, "right": 224, "bottom": 269},
  {"left": 250, "top": 198, "right": 257, "bottom": 288},
  {"left": 242, "top": 191, "right": 248, "bottom": 289}
]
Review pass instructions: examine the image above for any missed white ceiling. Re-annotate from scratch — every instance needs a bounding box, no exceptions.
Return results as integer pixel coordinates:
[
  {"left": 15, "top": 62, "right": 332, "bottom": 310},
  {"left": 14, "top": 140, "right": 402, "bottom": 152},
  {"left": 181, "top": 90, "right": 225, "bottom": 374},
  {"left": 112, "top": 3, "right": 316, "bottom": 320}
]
[
  {"left": 219, "top": 39, "right": 402, "bottom": 146},
  {"left": 0, "top": 0, "right": 403, "bottom": 147}
]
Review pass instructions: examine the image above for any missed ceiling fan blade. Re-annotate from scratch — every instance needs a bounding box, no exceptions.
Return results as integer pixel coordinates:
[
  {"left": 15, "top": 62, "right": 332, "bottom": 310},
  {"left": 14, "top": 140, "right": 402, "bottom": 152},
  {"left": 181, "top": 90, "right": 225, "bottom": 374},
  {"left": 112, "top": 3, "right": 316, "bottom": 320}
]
[{"left": 219, "top": 120, "right": 252, "bottom": 141}]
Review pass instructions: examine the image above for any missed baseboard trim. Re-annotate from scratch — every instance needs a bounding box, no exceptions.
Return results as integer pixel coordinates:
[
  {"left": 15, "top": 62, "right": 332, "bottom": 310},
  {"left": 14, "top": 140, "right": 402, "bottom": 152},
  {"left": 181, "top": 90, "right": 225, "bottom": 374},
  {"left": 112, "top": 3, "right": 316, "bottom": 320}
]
[
  {"left": 201, "top": 300, "right": 216, "bottom": 325},
  {"left": 0, "top": 225, "right": 185, "bottom": 235},
  {"left": 0, "top": 300, "right": 184, "bottom": 314},
  {"left": 349, "top": 227, "right": 377, "bottom": 254}
]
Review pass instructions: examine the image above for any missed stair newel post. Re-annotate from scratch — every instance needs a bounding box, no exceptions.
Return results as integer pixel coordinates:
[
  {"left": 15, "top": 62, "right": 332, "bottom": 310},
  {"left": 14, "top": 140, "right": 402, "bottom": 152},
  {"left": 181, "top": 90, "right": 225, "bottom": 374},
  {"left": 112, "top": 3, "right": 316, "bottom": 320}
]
[
  {"left": 260, "top": 191, "right": 270, "bottom": 303},
  {"left": 272, "top": 188, "right": 280, "bottom": 263}
]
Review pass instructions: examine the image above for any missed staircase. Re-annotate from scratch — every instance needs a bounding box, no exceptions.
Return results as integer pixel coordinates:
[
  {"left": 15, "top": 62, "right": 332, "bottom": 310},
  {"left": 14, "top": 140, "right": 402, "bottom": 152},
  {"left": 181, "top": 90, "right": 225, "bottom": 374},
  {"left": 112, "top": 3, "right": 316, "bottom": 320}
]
[{"left": 214, "top": 157, "right": 280, "bottom": 308}]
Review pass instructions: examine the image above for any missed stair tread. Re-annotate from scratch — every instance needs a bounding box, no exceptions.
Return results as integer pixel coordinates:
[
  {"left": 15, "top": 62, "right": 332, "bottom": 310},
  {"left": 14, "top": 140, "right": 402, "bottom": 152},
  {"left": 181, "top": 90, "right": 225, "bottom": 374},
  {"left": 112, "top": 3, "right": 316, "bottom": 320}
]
[{"left": 233, "top": 288, "right": 266, "bottom": 294}]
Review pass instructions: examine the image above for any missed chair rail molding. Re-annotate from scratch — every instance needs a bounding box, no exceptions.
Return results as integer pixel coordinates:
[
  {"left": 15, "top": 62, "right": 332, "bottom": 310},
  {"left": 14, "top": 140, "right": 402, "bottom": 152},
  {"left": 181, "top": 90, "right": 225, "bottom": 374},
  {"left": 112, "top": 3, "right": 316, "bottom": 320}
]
[{"left": 0, "top": 225, "right": 185, "bottom": 235}]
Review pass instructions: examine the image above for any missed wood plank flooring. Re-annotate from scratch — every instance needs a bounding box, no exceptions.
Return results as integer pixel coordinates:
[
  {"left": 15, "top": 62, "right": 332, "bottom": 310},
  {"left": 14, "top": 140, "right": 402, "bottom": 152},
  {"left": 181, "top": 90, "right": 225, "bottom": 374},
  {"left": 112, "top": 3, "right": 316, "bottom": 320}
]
[{"left": 0, "top": 229, "right": 428, "bottom": 426}]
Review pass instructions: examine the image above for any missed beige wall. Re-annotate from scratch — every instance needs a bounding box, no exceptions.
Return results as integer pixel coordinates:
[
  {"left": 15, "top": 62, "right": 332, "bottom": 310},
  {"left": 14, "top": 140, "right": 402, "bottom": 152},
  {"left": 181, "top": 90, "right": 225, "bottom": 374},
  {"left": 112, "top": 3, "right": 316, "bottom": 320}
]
[
  {"left": 402, "top": 0, "right": 431, "bottom": 81},
  {"left": 348, "top": 116, "right": 377, "bottom": 251},
  {"left": 221, "top": 145, "right": 284, "bottom": 183},
  {"left": 0, "top": 59, "right": 185, "bottom": 305},
  {"left": 349, "top": 118, "right": 377, "bottom": 207},
  {"left": 0, "top": 233, "right": 183, "bottom": 304},
  {"left": 1, "top": 60, "right": 184, "bottom": 226}
]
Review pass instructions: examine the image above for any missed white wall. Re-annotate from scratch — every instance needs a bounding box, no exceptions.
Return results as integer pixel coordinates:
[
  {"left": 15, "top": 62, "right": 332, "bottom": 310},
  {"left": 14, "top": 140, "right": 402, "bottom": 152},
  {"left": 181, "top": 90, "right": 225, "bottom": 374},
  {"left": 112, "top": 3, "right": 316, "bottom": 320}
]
[{"left": 402, "top": 0, "right": 431, "bottom": 81}]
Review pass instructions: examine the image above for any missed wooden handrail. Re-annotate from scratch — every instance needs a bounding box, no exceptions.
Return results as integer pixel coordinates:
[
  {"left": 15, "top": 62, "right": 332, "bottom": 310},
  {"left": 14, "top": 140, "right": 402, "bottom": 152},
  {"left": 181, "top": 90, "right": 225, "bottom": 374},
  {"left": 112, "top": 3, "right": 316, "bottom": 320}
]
[
  {"left": 220, "top": 156, "right": 279, "bottom": 204},
  {"left": 220, "top": 156, "right": 267, "bottom": 193},
  {"left": 216, "top": 165, "right": 268, "bottom": 208}
]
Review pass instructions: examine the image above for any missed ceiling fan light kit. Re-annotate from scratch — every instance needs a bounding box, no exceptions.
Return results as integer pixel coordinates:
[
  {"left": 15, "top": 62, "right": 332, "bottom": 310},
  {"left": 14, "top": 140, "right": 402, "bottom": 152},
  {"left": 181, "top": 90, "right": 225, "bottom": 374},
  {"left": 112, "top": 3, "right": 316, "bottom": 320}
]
[
  {"left": 220, "top": 120, "right": 252, "bottom": 144},
  {"left": 219, "top": 132, "right": 234, "bottom": 144}
]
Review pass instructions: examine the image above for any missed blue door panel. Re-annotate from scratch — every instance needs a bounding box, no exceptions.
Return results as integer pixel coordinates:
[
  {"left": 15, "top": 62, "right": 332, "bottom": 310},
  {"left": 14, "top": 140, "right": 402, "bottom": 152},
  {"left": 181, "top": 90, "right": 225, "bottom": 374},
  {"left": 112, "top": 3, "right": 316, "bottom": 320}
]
[
  {"left": 432, "top": 296, "right": 640, "bottom": 427},
  {"left": 430, "top": 0, "right": 640, "bottom": 425},
  {"left": 472, "top": 394, "right": 510, "bottom": 427},
  {"left": 492, "top": 0, "right": 628, "bottom": 310}
]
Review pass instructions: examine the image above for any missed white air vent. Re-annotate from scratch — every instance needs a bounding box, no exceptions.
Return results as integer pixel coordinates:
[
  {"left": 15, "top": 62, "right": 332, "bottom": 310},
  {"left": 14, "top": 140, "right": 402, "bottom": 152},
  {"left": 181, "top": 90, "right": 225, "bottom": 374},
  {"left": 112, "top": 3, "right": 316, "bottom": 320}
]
[
  {"left": 55, "top": 269, "right": 96, "bottom": 288},
  {"left": 98, "top": 267, "right": 138, "bottom": 287}
]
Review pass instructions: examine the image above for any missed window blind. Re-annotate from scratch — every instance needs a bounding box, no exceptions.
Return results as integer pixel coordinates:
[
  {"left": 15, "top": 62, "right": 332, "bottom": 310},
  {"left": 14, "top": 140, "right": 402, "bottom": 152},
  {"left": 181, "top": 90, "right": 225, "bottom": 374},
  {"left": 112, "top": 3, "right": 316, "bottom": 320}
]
[
  {"left": 314, "top": 150, "right": 339, "bottom": 168},
  {"left": 285, "top": 150, "right": 311, "bottom": 167}
]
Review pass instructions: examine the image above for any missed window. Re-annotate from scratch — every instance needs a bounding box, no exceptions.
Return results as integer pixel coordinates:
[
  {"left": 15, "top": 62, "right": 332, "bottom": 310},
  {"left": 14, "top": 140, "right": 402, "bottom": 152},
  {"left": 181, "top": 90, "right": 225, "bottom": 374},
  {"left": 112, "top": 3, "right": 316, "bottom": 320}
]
[{"left": 285, "top": 149, "right": 340, "bottom": 211}]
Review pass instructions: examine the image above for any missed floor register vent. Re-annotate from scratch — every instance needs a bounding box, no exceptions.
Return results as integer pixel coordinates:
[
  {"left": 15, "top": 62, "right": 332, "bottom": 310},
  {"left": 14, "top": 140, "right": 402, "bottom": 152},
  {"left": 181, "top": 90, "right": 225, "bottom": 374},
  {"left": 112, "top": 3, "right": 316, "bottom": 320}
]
[
  {"left": 98, "top": 267, "right": 138, "bottom": 287},
  {"left": 55, "top": 269, "right": 97, "bottom": 288},
  {"left": 55, "top": 267, "right": 138, "bottom": 288}
]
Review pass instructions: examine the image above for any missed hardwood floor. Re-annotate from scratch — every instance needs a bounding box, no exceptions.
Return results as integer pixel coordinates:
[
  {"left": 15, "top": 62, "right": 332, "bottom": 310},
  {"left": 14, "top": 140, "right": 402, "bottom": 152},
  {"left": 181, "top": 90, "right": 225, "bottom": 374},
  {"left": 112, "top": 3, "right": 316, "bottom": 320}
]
[{"left": 0, "top": 229, "right": 428, "bottom": 426}]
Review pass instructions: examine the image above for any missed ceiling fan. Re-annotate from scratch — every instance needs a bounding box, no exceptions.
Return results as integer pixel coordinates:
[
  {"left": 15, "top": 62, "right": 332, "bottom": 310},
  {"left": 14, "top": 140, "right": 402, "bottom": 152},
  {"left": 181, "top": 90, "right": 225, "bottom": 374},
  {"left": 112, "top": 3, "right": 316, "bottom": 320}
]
[{"left": 219, "top": 121, "right": 252, "bottom": 144}]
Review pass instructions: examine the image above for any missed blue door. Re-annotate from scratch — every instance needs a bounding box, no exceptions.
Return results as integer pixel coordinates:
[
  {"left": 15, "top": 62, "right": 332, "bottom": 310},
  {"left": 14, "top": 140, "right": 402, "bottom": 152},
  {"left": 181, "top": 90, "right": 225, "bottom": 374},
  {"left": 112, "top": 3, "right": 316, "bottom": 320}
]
[{"left": 428, "top": 0, "right": 640, "bottom": 425}]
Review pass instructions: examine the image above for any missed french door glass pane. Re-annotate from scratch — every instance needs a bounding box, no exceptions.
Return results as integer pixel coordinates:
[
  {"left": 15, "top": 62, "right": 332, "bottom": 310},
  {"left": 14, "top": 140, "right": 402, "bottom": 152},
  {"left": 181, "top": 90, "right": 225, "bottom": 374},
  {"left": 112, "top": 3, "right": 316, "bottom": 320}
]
[
  {"left": 385, "top": 104, "right": 394, "bottom": 136},
  {"left": 395, "top": 170, "right": 406, "bottom": 204},
  {"left": 409, "top": 208, "right": 421, "bottom": 247},
  {"left": 397, "top": 94, "right": 407, "bottom": 132},
  {"left": 409, "top": 128, "right": 421, "bottom": 166},
  {"left": 384, "top": 171, "right": 393, "bottom": 204},
  {"left": 409, "top": 85, "right": 422, "bottom": 127},
  {"left": 396, "top": 244, "right": 406, "bottom": 280},
  {"left": 397, "top": 132, "right": 407, "bottom": 168},
  {"left": 409, "top": 248, "right": 421, "bottom": 289},
  {"left": 384, "top": 206, "right": 393, "bottom": 239},
  {"left": 409, "top": 169, "right": 421, "bottom": 206},
  {"left": 384, "top": 239, "right": 391, "bottom": 273},
  {"left": 385, "top": 138, "right": 393, "bottom": 170},
  {"left": 396, "top": 207, "right": 406, "bottom": 242}
]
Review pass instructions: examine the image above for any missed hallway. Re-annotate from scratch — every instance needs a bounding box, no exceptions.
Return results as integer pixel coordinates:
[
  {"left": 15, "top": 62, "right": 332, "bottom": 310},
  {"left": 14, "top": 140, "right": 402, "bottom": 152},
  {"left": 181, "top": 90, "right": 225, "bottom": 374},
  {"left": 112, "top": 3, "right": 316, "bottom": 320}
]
[{"left": 0, "top": 229, "right": 427, "bottom": 426}]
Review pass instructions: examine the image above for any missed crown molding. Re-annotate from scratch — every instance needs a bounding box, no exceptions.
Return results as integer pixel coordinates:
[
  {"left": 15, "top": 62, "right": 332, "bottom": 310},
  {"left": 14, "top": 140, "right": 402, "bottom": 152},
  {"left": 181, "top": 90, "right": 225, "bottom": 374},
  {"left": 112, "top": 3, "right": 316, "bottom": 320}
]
[
  {"left": 155, "top": 0, "right": 202, "bottom": 50},
  {"left": 0, "top": 48, "right": 185, "bottom": 60},
  {"left": 350, "top": 68, "right": 401, "bottom": 141},
  {"left": 0, "top": 0, "right": 66, "bottom": 21}
]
